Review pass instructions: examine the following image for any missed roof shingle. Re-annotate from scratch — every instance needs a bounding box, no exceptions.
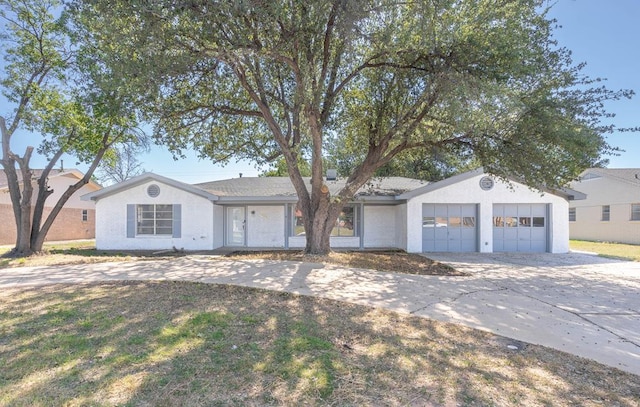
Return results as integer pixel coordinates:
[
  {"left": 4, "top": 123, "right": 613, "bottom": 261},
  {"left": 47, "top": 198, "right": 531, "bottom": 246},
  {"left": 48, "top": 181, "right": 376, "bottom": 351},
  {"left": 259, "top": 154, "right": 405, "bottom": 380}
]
[
  {"left": 581, "top": 168, "right": 640, "bottom": 186},
  {"left": 194, "top": 176, "right": 427, "bottom": 197}
]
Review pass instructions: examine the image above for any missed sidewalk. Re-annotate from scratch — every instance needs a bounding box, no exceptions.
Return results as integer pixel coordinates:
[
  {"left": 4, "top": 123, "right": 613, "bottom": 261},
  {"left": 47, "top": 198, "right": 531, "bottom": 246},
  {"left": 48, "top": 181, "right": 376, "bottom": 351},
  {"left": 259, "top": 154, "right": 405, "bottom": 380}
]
[{"left": 1, "top": 253, "right": 639, "bottom": 376}]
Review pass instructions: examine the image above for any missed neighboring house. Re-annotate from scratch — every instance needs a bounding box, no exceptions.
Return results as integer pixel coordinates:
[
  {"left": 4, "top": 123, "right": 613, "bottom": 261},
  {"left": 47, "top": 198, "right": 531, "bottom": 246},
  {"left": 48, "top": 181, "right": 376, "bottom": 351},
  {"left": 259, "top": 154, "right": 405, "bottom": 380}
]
[
  {"left": 82, "top": 168, "right": 580, "bottom": 253},
  {"left": 0, "top": 169, "right": 100, "bottom": 244},
  {"left": 568, "top": 168, "right": 640, "bottom": 245}
]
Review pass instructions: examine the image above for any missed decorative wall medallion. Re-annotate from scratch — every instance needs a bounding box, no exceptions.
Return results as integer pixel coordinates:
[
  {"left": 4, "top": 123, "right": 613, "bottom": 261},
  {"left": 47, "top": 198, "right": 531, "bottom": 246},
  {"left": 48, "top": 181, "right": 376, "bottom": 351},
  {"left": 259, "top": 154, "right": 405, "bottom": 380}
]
[{"left": 479, "top": 176, "right": 494, "bottom": 191}]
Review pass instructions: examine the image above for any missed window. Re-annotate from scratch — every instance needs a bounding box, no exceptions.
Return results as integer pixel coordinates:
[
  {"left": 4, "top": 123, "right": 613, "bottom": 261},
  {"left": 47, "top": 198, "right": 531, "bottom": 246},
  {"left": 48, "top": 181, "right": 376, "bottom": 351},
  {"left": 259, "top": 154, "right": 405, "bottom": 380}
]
[
  {"left": 292, "top": 204, "right": 357, "bottom": 237},
  {"left": 82, "top": 209, "right": 88, "bottom": 222},
  {"left": 519, "top": 217, "right": 532, "bottom": 227},
  {"left": 569, "top": 208, "right": 576, "bottom": 222},
  {"left": 532, "top": 217, "right": 545, "bottom": 227},
  {"left": 601, "top": 205, "right": 610, "bottom": 222},
  {"left": 632, "top": 204, "right": 640, "bottom": 221},
  {"left": 137, "top": 204, "right": 173, "bottom": 235},
  {"left": 332, "top": 206, "right": 355, "bottom": 236}
]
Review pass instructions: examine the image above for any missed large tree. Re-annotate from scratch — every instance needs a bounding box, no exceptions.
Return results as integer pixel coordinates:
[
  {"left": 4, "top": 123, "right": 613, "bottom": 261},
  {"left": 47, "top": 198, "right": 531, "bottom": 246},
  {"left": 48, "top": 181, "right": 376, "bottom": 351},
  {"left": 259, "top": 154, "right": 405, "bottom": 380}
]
[
  {"left": 0, "top": 0, "right": 140, "bottom": 255},
  {"left": 77, "top": 0, "right": 631, "bottom": 254}
]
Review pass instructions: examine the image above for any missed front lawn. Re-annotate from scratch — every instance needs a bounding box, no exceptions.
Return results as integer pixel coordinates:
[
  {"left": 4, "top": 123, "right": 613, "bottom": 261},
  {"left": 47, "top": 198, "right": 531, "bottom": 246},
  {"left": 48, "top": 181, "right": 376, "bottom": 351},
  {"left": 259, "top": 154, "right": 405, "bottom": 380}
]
[
  {"left": 570, "top": 240, "right": 640, "bottom": 261},
  {"left": 1, "top": 282, "right": 638, "bottom": 406}
]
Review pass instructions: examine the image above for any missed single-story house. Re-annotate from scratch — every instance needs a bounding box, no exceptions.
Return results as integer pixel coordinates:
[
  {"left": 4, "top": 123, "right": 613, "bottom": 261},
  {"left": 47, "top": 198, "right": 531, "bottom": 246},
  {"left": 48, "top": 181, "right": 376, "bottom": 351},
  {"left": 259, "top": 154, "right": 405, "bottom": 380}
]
[
  {"left": 568, "top": 168, "right": 640, "bottom": 245},
  {"left": 0, "top": 169, "right": 100, "bottom": 244},
  {"left": 82, "top": 168, "right": 581, "bottom": 253}
]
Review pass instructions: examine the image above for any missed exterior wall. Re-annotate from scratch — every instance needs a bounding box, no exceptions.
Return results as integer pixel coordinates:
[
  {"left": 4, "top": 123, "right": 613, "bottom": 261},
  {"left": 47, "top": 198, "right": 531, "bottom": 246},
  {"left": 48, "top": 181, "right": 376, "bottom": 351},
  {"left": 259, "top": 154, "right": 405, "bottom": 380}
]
[
  {"left": 0, "top": 174, "right": 99, "bottom": 209},
  {"left": 395, "top": 203, "right": 408, "bottom": 250},
  {"left": 0, "top": 205, "right": 95, "bottom": 245},
  {"left": 569, "top": 177, "right": 640, "bottom": 244},
  {"left": 94, "top": 180, "right": 215, "bottom": 250},
  {"left": 405, "top": 173, "right": 569, "bottom": 253},
  {"left": 247, "top": 205, "right": 285, "bottom": 247},
  {"left": 42, "top": 207, "right": 95, "bottom": 242},
  {"left": 363, "top": 205, "right": 401, "bottom": 248},
  {"left": 47, "top": 174, "right": 99, "bottom": 209}
]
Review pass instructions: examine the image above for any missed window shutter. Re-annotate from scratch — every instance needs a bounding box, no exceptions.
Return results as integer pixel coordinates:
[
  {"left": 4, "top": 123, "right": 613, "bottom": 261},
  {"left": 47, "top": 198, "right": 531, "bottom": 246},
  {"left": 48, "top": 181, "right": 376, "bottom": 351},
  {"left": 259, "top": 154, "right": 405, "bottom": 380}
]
[
  {"left": 286, "top": 204, "right": 292, "bottom": 236},
  {"left": 173, "top": 204, "right": 182, "bottom": 238},
  {"left": 126, "top": 204, "right": 135, "bottom": 238}
]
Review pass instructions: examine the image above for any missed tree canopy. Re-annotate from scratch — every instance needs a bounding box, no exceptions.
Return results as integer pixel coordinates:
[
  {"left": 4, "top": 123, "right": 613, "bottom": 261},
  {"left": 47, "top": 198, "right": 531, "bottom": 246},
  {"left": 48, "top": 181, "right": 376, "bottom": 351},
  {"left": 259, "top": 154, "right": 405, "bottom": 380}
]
[
  {"left": 75, "top": 0, "right": 632, "bottom": 253},
  {"left": 0, "top": 0, "right": 142, "bottom": 255}
]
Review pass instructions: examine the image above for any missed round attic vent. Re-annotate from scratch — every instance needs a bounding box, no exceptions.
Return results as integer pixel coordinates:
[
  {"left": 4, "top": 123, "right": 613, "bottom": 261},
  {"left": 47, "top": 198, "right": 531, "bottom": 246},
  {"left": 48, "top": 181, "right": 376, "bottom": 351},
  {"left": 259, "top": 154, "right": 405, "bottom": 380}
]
[
  {"left": 479, "top": 176, "right": 494, "bottom": 191},
  {"left": 147, "top": 184, "right": 160, "bottom": 198}
]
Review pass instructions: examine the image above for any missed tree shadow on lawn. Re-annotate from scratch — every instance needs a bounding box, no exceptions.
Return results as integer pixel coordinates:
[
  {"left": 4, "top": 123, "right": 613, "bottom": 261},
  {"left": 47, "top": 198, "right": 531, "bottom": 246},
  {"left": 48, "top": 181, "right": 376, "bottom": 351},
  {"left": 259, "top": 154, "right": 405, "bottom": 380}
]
[{"left": 0, "top": 282, "right": 638, "bottom": 406}]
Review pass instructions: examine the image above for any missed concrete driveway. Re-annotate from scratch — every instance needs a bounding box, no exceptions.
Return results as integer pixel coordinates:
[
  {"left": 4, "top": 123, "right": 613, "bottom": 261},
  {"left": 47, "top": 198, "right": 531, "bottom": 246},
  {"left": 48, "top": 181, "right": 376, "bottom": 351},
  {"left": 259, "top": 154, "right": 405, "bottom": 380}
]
[{"left": 1, "top": 252, "right": 639, "bottom": 376}]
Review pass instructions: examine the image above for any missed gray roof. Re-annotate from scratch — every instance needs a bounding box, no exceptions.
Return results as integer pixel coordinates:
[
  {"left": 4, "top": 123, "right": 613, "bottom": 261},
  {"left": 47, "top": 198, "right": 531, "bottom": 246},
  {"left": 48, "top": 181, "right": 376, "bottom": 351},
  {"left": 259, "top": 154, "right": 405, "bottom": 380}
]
[
  {"left": 0, "top": 169, "right": 65, "bottom": 188},
  {"left": 580, "top": 168, "right": 640, "bottom": 186},
  {"left": 194, "top": 176, "right": 427, "bottom": 199}
]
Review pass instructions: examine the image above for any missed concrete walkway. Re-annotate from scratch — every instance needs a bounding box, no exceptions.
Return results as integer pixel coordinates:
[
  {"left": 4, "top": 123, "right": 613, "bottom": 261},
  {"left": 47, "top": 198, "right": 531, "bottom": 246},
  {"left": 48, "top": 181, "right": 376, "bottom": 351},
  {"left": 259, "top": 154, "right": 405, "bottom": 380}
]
[{"left": 1, "top": 252, "right": 639, "bottom": 376}]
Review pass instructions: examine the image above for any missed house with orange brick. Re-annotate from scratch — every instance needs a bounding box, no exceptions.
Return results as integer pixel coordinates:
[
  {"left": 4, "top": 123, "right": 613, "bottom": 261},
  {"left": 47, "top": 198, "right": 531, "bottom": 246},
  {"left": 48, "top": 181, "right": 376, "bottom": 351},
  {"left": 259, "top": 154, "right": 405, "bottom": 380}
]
[{"left": 0, "top": 169, "right": 100, "bottom": 245}]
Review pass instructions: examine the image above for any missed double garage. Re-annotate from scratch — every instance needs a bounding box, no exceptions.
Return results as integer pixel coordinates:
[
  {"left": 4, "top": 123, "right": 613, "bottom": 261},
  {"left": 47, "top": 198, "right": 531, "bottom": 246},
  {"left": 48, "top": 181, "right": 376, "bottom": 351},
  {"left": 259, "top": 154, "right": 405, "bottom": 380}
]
[
  {"left": 402, "top": 170, "right": 571, "bottom": 254},
  {"left": 422, "top": 203, "right": 549, "bottom": 253}
]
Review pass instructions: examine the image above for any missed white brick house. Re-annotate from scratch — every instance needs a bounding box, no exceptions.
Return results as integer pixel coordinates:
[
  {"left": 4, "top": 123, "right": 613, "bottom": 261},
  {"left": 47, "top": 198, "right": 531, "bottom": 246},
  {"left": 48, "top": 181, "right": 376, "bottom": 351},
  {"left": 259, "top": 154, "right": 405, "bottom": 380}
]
[{"left": 83, "top": 168, "right": 579, "bottom": 253}]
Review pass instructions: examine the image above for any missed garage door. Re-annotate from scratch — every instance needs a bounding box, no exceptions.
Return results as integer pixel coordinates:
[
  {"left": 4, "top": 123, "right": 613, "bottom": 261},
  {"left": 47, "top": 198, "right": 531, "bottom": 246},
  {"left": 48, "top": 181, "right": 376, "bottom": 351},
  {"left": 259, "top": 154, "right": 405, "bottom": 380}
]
[
  {"left": 422, "top": 204, "right": 477, "bottom": 252},
  {"left": 493, "top": 204, "right": 548, "bottom": 252}
]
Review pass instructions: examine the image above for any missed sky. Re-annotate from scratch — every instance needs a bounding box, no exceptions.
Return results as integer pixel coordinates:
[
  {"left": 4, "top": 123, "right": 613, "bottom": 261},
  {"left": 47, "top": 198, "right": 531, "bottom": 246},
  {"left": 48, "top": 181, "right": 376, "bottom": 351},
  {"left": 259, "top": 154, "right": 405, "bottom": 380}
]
[{"left": 2, "top": 0, "right": 639, "bottom": 184}]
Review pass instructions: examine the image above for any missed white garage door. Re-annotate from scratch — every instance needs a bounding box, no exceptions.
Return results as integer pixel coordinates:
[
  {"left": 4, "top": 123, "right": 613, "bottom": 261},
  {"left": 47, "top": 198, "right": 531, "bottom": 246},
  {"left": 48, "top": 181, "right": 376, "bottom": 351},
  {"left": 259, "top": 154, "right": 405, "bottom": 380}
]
[
  {"left": 422, "top": 204, "right": 477, "bottom": 252},
  {"left": 493, "top": 204, "right": 548, "bottom": 252}
]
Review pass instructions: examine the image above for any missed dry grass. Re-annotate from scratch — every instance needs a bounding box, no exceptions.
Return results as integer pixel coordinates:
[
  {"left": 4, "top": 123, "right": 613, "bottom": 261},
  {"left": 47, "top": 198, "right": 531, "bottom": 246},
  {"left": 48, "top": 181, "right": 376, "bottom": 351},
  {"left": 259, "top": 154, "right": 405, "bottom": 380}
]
[
  {"left": 225, "top": 250, "right": 464, "bottom": 276},
  {"left": 0, "top": 241, "right": 182, "bottom": 269},
  {"left": 0, "top": 281, "right": 638, "bottom": 406},
  {"left": 1, "top": 242, "right": 460, "bottom": 276}
]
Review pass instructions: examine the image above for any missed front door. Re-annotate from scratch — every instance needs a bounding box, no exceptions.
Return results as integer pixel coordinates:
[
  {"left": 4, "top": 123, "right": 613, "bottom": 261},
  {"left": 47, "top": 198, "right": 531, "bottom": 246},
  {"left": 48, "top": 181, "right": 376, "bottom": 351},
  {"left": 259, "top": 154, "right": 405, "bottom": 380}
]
[{"left": 226, "top": 206, "right": 246, "bottom": 246}]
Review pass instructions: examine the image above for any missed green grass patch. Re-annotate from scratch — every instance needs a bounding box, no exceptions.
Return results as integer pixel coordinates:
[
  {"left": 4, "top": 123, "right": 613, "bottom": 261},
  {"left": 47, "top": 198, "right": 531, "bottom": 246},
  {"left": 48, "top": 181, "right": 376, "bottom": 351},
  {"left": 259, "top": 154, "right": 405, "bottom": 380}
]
[
  {"left": 1, "top": 282, "right": 638, "bottom": 406},
  {"left": 570, "top": 239, "right": 640, "bottom": 261}
]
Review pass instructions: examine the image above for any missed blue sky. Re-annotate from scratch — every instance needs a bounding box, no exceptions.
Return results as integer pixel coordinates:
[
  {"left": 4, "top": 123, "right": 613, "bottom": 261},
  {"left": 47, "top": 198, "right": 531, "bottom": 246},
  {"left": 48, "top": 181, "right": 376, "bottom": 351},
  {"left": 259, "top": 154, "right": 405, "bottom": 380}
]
[{"left": 3, "top": 0, "right": 639, "bottom": 184}]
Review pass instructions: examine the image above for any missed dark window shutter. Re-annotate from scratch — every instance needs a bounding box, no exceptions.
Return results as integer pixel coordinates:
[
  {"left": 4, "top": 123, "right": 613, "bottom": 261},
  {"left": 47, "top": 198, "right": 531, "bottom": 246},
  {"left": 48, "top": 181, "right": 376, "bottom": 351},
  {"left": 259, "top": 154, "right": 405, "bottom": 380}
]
[
  {"left": 173, "top": 204, "right": 182, "bottom": 238},
  {"left": 126, "top": 204, "right": 135, "bottom": 238}
]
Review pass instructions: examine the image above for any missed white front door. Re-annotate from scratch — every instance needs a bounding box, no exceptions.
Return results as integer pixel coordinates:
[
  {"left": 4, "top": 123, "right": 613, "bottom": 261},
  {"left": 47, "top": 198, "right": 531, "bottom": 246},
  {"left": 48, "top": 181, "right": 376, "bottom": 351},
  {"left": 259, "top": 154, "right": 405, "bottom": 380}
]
[{"left": 226, "top": 207, "right": 246, "bottom": 246}]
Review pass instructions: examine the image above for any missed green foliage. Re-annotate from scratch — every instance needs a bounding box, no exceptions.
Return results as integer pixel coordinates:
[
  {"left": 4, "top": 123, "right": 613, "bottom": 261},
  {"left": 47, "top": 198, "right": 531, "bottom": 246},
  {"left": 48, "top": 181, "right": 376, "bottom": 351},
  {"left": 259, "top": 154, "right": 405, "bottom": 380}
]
[
  {"left": 76, "top": 0, "right": 630, "bottom": 188},
  {"left": 260, "top": 156, "right": 312, "bottom": 177},
  {"left": 73, "top": 0, "right": 634, "bottom": 253},
  {"left": 0, "top": 0, "right": 145, "bottom": 254}
]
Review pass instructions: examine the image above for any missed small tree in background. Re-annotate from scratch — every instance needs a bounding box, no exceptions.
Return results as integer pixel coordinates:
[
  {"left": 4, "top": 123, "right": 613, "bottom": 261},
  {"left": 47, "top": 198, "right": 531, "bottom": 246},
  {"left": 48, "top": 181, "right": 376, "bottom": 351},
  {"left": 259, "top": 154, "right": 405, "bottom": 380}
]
[{"left": 96, "top": 139, "right": 149, "bottom": 185}]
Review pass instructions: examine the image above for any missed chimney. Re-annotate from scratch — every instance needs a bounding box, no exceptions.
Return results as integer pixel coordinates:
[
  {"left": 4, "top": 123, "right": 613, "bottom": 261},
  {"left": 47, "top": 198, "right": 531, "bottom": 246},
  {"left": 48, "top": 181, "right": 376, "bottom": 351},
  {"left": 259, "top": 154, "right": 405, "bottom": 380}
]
[{"left": 326, "top": 169, "right": 337, "bottom": 181}]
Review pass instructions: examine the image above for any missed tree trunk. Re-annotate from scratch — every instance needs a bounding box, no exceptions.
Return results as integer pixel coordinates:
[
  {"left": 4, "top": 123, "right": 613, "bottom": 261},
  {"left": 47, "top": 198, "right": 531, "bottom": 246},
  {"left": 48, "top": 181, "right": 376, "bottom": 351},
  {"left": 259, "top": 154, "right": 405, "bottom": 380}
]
[
  {"left": 13, "top": 148, "right": 35, "bottom": 256},
  {"left": 30, "top": 137, "right": 110, "bottom": 252},
  {"left": 303, "top": 183, "right": 339, "bottom": 255}
]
